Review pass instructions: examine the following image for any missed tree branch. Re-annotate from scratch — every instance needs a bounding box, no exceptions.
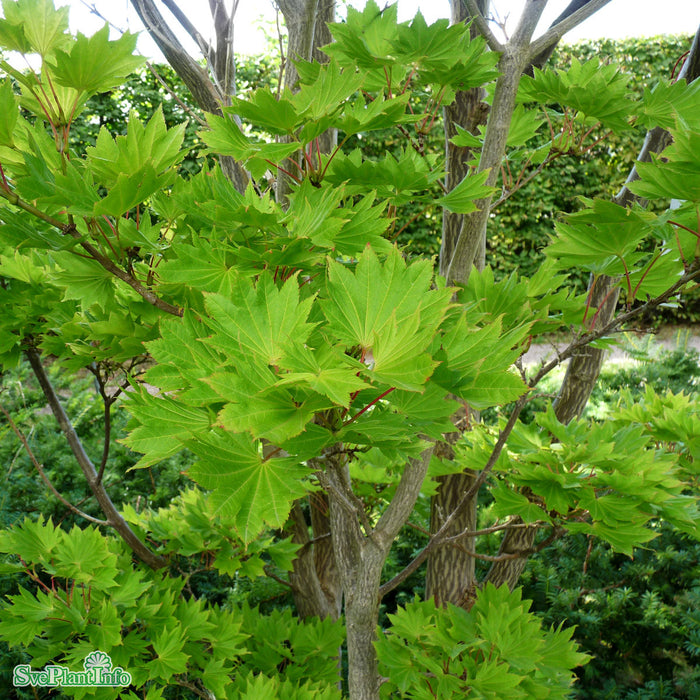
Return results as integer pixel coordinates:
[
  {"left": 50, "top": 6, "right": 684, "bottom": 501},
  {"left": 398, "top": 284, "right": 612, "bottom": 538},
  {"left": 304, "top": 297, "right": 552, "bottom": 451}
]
[
  {"left": 130, "top": 0, "right": 224, "bottom": 113},
  {"left": 24, "top": 345, "right": 167, "bottom": 570},
  {"left": 0, "top": 400, "right": 109, "bottom": 527},
  {"left": 0, "top": 186, "right": 183, "bottom": 317},
  {"left": 527, "top": 0, "right": 596, "bottom": 72},
  {"left": 161, "top": 0, "right": 212, "bottom": 56},
  {"left": 208, "top": 0, "right": 236, "bottom": 102},
  {"left": 464, "top": 0, "right": 504, "bottom": 52},
  {"left": 511, "top": 0, "right": 547, "bottom": 46},
  {"left": 530, "top": 0, "right": 613, "bottom": 57},
  {"left": 373, "top": 447, "right": 433, "bottom": 548}
]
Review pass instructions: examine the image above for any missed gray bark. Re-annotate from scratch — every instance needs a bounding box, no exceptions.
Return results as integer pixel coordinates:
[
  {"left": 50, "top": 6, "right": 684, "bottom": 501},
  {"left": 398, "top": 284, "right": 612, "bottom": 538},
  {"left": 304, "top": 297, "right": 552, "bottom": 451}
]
[
  {"left": 129, "top": 0, "right": 249, "bottom": 192},
  {"left": 439, "top": 0, "right": 490, "bottom": 278},
  {"left": 428, "top": 0, "right": 489, "bottom": 607},
  {"left": 446, "top": 1, "right": 548, "bottom": 286},
  {"left": 327, "top": 449, "right": 432, "bottom": 700}
]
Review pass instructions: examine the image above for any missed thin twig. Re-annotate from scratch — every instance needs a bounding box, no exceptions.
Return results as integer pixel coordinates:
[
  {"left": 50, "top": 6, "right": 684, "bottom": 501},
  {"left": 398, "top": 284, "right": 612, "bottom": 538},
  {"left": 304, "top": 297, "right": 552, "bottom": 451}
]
[
  {"left": 24, "top": 345, "right": 167, "bottom": 569},
  {"left": 464, "top": 0, "right": 505, "bottom": 52},
  {"left": 0, "top": 186, "right": 182, "bottom": 317},
  {"left": 0, "top": 400, "right": 109, "bottom": 526}
]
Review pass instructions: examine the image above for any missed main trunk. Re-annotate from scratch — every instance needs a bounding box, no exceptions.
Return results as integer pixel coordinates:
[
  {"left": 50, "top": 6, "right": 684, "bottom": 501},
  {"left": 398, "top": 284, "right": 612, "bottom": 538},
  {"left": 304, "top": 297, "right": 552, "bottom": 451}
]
[{"left": 326, "top": 460, "right": 384, "bottom": 700}]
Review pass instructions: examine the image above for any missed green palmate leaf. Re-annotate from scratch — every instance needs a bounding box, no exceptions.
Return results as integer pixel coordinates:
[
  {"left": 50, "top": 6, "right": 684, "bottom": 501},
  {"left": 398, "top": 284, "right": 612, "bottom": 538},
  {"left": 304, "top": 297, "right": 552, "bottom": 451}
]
[
  {"left": 199, "top": 111, "right": 251, "bottom": 156},
  {"left": 629, "top": 126, "right": 700, "bottom": 202},
  {"left": 52, "top": 525, "right": 118, "bottom": 586},
  {"left": 506, "top": 104, "right": 543, "bottom": 147},
  {"left": 504, "top": 405, "right": 699, "bottom": 550},
  {"left": 87, "top": 107, "right": 185, "bottom": 186},
  {"left": 285, "top": 179, "right": 347, "bottom": 244},
  {"left": 626, "top": 250, "right": 684, "bottom": 300},
  {"left": 0, "top": 209, "right": 69, "bottom": 252},
  {"left": 0, "top": 516, "right": 62, "bottom": 563},
  {"left": 338, "top": 93, "right": 419, "bottom": 135},
  {"left": 377, "top": 589, "right": 585, "bottom": 699},
  {"left": 144, "top": 311, "right": 223, "bottom": 400},
  {"left": 204, "top": 274, "right": 315, "bottom": 366},
  {"left": 187, "top": 430, "right": 308, "bottom": 542},
  {"left": 293, "top": 59, "right": 364, "bottom": 121},
  {"left": 49, "top": 159, "right": 101, "bottom": 215},
  {"left": 200, "top": 112, "right": 302, "bottom": 180},
  {"left": 276, "top": 343, "right": 367, "bottom": 407},
  {"left": 391, "top": 383, "right": 459, "bottom": 438},
  {"left": 94, "top": 165, "right": 176, "bottom": 217},
  {"left": 326, "top": 0, "right": 404, "bottom": 71},
  {"left": 0, "top": 19, "right": 32, "bottom": 54},
  {"left": 438, "top": 169, "right": 494, "bottom": 214},
  {"left": 123, "top": 389, "right": 212, "bottom": 468},
  {"left": 322, "top": 247, "right": 450, "bottom": 389},
  {"left": 339, "top": 408, "right": 427, "bottom": 456},
  {"left": 393, "top": 12, "right": 499, "bottom": 90},
  {"left": 48, "top": 25, "right": 144, "bottom": 94},
  {"left": 332, "top": 194, "right": 392, "bottom": 255},
  {"left": 325, "top": 147, "right": 440, "bottom": 205},
  {"left": 638, "top": 78, "right": 700, "bottom": 131},
  {"left": 0, "top": 78, "right": 19, "bottom": 146},
  {"left": 231, "top": 88, "right": 300, "bottom": 135},
  {"left": 546, "top": 199, "right": 656, "bottom": 274},
  {"left": 286, "top": 183, "right": 392, "bottom": 255},
  {"left": 51, "top": 252, "right": 116, "bottom": 310},
  {"left": 460, "top": 267, "right": 538, "bottom": 334},
  {"left": 0, "top": 588, "right": 55, "bottom": 644},
  {"left": 518, "top": 57, "right": 634, "bottom": 132},
  {"left": 491, "top": 483, "right": 551, "bottom": 524},
  {"left": 86, "top": 601, "right": 122, "bottom": 650},
  {"left": 590, "top": 520, "right": 658, "bottom": 557},
  {"left": 159, "top": 240, "right": 240, "bottom": 295},
  {"left": 17, "top": 72, "right": 87, "bottom": 125},
  {"left": 210, "top": 366, "right": 328, "bottom": 443},
  {"left": 434, "top": 315, "right": 527, "bottom": 409},
  {"left": 0, "top": 250, "right": 49, "bottom": 283},
  {"left": 1, "top": 0, "right": 70, "bottom": 57},
  {"left": 370, "top": 310, "right": 438, "bottom": 390},
  {"left": 149, "top": 628, "right": 189, "bottom": 680},
  {"left": 450, "top": 123, "right": 483, "bottom": 149}
]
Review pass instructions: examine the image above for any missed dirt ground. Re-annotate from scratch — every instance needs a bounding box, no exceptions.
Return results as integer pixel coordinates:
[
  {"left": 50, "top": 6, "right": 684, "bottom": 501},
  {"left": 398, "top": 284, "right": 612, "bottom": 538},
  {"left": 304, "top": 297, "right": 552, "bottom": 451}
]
[{"left": 523, "top": 324, "right": 700, "bottom": 366}]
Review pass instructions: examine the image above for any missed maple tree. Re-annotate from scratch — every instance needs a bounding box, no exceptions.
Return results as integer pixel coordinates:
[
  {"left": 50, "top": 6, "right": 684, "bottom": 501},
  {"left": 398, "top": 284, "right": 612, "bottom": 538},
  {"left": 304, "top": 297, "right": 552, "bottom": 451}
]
[{"left": 0, "top": 1, "right": 699, "bottom": 698}]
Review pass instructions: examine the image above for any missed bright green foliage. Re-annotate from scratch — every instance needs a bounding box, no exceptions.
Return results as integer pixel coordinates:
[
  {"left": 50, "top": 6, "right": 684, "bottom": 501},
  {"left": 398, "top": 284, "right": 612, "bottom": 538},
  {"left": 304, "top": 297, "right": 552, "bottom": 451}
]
[
  {"left": 631, "top": 125, "right": 700, "bottom": 202},
  {"left": 1, "top": 1, "right": 700, "bottom": 698},
  {"left": 376, "top": 585, "right": 588, "bottom": 698},
  {"left": 492, "top": 404, "right": 700, "bottom": 554},
  {"left": 0, "top": 500, "right": 344, "bottom": 698},
  {"left": 519, "top": 57, "right": 635, "bottom": 132}
]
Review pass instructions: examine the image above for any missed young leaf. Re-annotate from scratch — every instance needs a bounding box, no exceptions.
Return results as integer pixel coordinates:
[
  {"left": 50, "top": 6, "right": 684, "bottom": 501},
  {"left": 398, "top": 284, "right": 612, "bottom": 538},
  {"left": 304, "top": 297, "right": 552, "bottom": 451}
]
[
  {"left": 1, "top": 0, "right": 70, "bottom": 57},
  {"left": 187, "top": 430, "right": 308, "bottom": 542},
  {"left": 438, "top": 170, "right": 494, "bottom": 214},
  {"left": 204, "top": 275, "right": 315, "bottom": 367},
  {"left": 48, "top": 25, "right": 144, "bottom": 94}
]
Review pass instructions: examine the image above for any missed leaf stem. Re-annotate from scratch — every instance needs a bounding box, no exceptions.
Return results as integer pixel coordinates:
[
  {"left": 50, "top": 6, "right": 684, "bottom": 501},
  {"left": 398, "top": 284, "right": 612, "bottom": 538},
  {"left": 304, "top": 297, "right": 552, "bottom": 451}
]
[{"left": 343, "top": 387, "right": 396, "bottom": 427}]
